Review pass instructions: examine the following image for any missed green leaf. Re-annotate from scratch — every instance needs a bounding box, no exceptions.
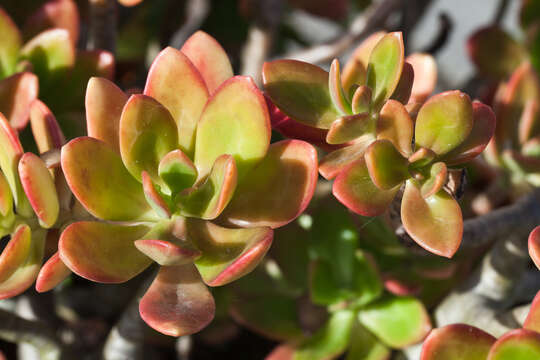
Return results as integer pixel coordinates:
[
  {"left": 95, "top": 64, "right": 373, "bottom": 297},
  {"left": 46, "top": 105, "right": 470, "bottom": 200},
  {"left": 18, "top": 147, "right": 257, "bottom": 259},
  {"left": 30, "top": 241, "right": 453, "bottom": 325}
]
[
  {"left": 0, "top": 8, "right": 21, "bottom": 78},
  {"left": 263, "top": 59, "right": 340, "bottom": 129},
  {"left": 0, "top": 72, "right": 38, "bottom": 130},
  {"left": 326, "top": 113, "right": 372, "bottom": 145},
  {"left": 329, "top": 59, "right": 352, "bottom": 114},
  {"left": 0, "top": 170, "right": 12, "bottom": 217},
  {"left": 419, "top": 162, "right": 447, "bottom": 199},
  {"left": 487, "top": 329, "right": 540, "bottom": 360},
  {"left": 365, "top": 140, "right": 409, "bottom": 190},
  {"left": 158, "top": 149, "right": 198, "bottom": 194},
  {"left": 141, "top": 171, "right": 171, "bottom": 218},
  {"left": 318, "top": 136, "right": 374, "bottom": 180},
  {"left": 346, "top": 322, "right": 391, "bottom": 360},
  {"left": 377, "top": 99, "right": 414, "bottom": 156},
  {"left": 0, "top": 224, "right": 31, "bottom": 283},
  {"left": 351, "top": 85, "right": 372, "bottom": 114}
]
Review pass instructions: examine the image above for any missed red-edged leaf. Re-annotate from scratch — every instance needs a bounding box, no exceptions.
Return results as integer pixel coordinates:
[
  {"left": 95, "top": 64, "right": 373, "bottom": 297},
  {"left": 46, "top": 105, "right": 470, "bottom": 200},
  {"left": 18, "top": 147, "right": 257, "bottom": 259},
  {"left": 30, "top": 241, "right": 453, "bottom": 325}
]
[
  {"left": 365, "top": 140, "right": 409, "bottom": 190},
  {"left": 487, "top": 329, "right": 540, "bottom": 360},
  {"left": 24, "top": 0, "right": 80, "bottom": 45},
  {"left": 139, "top": 264, "right": 215, "bottom": 336},
  {"left": 391, "top": 62, "right": 414, "bottom": 104},
  {"left": 524, "top": 290, "right": 540, "bottom": 333},
  {"left": 59, "top": 221, "right": 152, "bottom": 283},
  {"left": 407, "top": 53, "right": 437, "bottom": 104},
  {"left": 0, "top": 7, "right": 21, "bottom": 78},
  {"left": 30, "top": 100, "right": 65, "bottom": 153},
  {"left": 0, "top": 225, "right": 31, "bottom": 283},
  {"left": 419, "top": 162, "right": 447, "bottom": 199},
  {"left": 0, "top": 72, "right": 39, "bottom": 130},
  {"left": 158, "top": 149, "right": 198, "bottom": 194},
  {"left": 135, "top": 239, "right": 201, "bottom": 266},
  {"left": 329, "top": 59, "right": 351, "bottom": 114},
  {"left": 377, "top": 99, "right": 414, "bottom": 156},
  {"left": 401, "top": 181, "right": 462, "bottom": 258},
  {"left": 408, "top": 147, "right": 436, "bottom": 168},
  {"left": 118, "top": 0, "right": 143, "bottom": 6},
  {"left": 0, "top": 171, "right": 12, "bottom": 217},
  {"left": 319, "top": 137, "right": 374, "bottom": 180},
  {"left": 326, "top": 113, "right": 372, "bottom": 145},
  {"left": 351, "top": 85, "right": 372, "bottom": 114},
  {"left": 35, "top": 252, "right": 71, "bottom": 292},
  {"left": 180, "top": 31, "right": 233, "bottom": 94},
  {"left": 222, "top": 140, "right": 317, "bottom": 229},
  {"left": 528, "top": 226, "right": 540, "bottom": 270},
  {"left": 142, "top": 171, "right": 171, "bottom": 218}
]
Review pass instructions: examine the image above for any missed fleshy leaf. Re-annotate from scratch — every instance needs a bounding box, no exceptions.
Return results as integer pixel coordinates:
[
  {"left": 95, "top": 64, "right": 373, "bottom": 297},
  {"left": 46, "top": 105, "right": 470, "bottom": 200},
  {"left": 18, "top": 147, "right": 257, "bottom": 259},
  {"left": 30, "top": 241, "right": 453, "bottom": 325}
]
[
  {"left": 180, "top": 31, "right": 233, "bottom": 94},
  {"left": 408, "top": 148, "right": 436, "bottom": 168},
  {"left": 346, "top": 322, "right": 391, "bottom": 360},
  {"left": 142, "top": 171, "right": 171, "bottom": 218},
  {"left": 187, "top": 218, "right": 273, "bottom": 286},
  {"left": 365, "top": 140, "right": 409, "bottom": 190},
  {"left": 415, "top": 90, "right": 473, "bottom": 155},
  {"left": 519, "top": 100, "right": 538, "bottom": 145},
  {"left": 333, "top": 157, "right": 399, "bottom": 216},
  {"left": 326, "top": 113, "right": 371, "bottom": 145},
  {"left": 86, "top": 77, "right": 128, "bottom": 153},
  {"left": 342, "top": 32, "right": 386, "bottom": 93},
  {"left": 420, "top": 324, "right": 496, "bottom": 360},
  {"left": 144, "top": 47, "right": 209, "bottom": 156},
  {"left": 420, "top": 162, "right": 447, "bottom": 199},
  {"left": 407, "top": 53, "right": 437, "bottom": 103},
  {"left": 178, "top": 155, "right": 237, "bottom": 220},
  {"left": 119, "top": 94, "right": 178, "bottom": 184},
  {"left": 263, "top": 59, "right": 340, "bottom": 129},
  {"left": 0, "top": 8, "right": 21, "bottom": 78},
  {"left": 0, "top": 228, "right": 46, "bottom": 300},
  {"left": 351, "top": 85, "right": 372, "bottom": 114},
  {"left": 319, "top": 136, "right": 374, "bottom": 180},
  {"left": 401, "top": 181, "right": 462, "bottom": 258},
  {"left": 35, "top": 252, "right": 71, "bottom": 293},
  {"left": 0, "top": 72, "right": 39, "bottom": 129},
  {"left": 195, "top": 76, "right": 270, "bottom": 179},
  {"left": 468, "top": 26, "right": 527, "bottom": 79},
  {"left": 158, "top": 149, "right": 198, "bottom": 194},
  {"left": 118, "top": 0, "right": 143, "bottom": 6},
  {"left": 359, "top": 296, "right": 431, "bottom": 348},
  {"left": 221, "top": 140, "right": 317, "bottom": 229},
  {"left": 18, "top": 153, "right": 59, "bottom": 228},
  {"left": 442, "top": 101, "right": 496, "bottom": 165},
  {"left": 391, "top": 62, "right": 414, "bottom": 104},
  {"left": 528, "top": 226, "right": 540, "bottom": 270},
  {"left": 59, "top": 221, "right": 151, "bottom": 283},
  {"left": 61, "top": 137, "right": 153, "bottom": 221},
  {"left": 0, "top": 225, "right": 31, "bottom": 283},
  {"left": 294, "top": 310, "right": 355, "bottom": 360},
  {"left": 524, "top": 290, "right": 540, "bottom": 333},
  {"left": 135, "top": 239, "right": 201, "bottom": 266},
  {"left": 329, "top": 59, "right": 352, "bottom": 114},
  {"left": 0, "top": 170, "right": 12, "bottom": 217},
  {"left": 30, "top": 100, "right": 64, "bottom": 153},
  {"left": 24, "top": 0, "right": 80, "bottom": 45},
  {"left": 487, "top": 329, "right": 540, "bottom": 360},
  {"left": 366, "top": 32, "right": 404, "bottom": 108},
  {"left": 139, "top": 264, "right": 215, "bottom": 337},
  {"left": 377, "top": 99, "right": 414, "bottom": 156}
]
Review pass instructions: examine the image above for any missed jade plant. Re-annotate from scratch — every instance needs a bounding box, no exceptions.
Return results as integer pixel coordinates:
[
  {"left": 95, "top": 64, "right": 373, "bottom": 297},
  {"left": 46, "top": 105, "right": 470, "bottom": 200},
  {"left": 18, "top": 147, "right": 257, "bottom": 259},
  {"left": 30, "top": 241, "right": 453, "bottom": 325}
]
[
  {"left": 58, "top": 31, "right": 318, "bottom": 337},
  {"left": 263, "top": 31, "right": 495, "bottom": 257},
  {"left": 420, "top": 289, "right": 540, "bottom": 360},
  {"left": 229, "top": 199, "right": 431, "bottom": 360}
]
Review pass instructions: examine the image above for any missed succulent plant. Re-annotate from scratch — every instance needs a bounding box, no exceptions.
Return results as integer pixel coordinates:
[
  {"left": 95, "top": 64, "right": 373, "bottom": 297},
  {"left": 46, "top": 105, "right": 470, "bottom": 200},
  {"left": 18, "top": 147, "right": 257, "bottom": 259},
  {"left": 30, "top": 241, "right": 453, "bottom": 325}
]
[
  {"left": 263, "top": 31, "right": 494, "bottom": 257},
  {"left": 58, "top": 31, "right": 318, "bottom": 337},
  {"left": 420, "top": 289, "right": 540, "bottom": 360}
]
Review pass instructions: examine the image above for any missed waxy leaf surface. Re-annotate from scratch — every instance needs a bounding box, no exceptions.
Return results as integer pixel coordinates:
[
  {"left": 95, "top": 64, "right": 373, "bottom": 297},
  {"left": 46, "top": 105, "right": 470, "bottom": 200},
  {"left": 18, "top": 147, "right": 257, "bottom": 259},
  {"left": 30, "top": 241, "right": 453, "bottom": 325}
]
[
  {"left": 0, "top": 8, "right": 20, "bottom": 78},
  {"left": 365, "top": 140, "right": 409, "bottom": 190},
  {"left": 158, "top": 149, "right": 198, "bottom": 194},
  {"left": 488, "top": 329, "right": 540, "bottom": 360},
  {"left": 30, "top": 100, "right": 64, "bottom": 153},
  {"left": 319, "top": 136, "right": 373, "bottom": 179},
  {"left": 142, "top": 171, "right": 171, "bottom": 218},
  {"left": 0, "top": 72, "right": 38, "bottom": 129},
  {"left": 0, "top": 225, "right": 31, "bottom": 283},
  {"left": 342, "top": 32, "right": 386, "bottom": 93},
  {"left": 326, "top": 113, "right": 371, "bottom": 145},
  {"left": 346, "top": 322, "right": 391, "bottom": 360},
  {"left": 524, "top": 290, "right": 540, "bottom": 333},
  {"left": 529, "top": 226, "right": 540, "bottom": 270},
  {"left": 329, "top": 59, "right": 351, "bottom": 114},
  {"left": 377, "top": 99, "right": 413, "bottom": 156},
  {"left": 35, "top": 252, "right": 71, "bottom": 293}
]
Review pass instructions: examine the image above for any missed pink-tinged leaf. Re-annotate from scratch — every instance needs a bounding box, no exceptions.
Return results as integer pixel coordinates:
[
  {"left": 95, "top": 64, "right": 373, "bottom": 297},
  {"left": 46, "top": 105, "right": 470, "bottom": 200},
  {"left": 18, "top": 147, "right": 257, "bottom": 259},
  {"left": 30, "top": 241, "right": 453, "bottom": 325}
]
[
  {"left": 35, "top": 252, "right": 71, "bottom": 293},
  {"left": 29, "top": 100, "right": 65, "bottom": 153},
  {"left": 59, "top": 221, "right": 152, "bottom": 283},
  {"left": 420, "top": 162, "right": 447, "bottom": 199},
  {"left": 524, "top": 290, "right": 540, "bottom": 333},
  {"left": 222, "top": 139, "right": 317, "bottom": 229},
  {"left": 86, "top": 77, "right": 127, "bottom": 153},
  {"left": 377, "top": 99, "right": 414, "bottom": 156},
  {"left": 420, "top": 324, "right": 496, "bottom": 360},
  {"left": 24, "top": 0, "right": 79, "bottom": 45},
  {"left": 401, "top": 181, "right": 462, "bottom": 258},
  {"left": 468, "top": 26, "right": 527, "bottom": 79},
  {"left": 18, "top": 153, "right": 59, "bottom": 228},
  {"left": 142, "top": 171, "right": 171, "bottom": 218},
  {"left": 266, "top": 345, "right": 295, "bottom": 360},
  {"left": 528, "top": 226, "right": 540, "bottom": 270},
  {"left": 346, "top": 322, "right": 391, "bottom": 360},
  {"left": 263, "top": 59, "right": 340, "bottom": 129},
  {"left": 488, "top": 329, "right": 540, "bottom": 360},
  {"left": 0, "top": 225, "right": 31, "bottom": 283},
  {"left": 0, "top": 72, "right": 39, "bottom": 130},
  {"left": 135, "top": 239, "right": 201, "bottom": 266},
  {"left": 326, "top": 113, "right": 372, "bottom": 145},
  {"left": 0, "top": 171, "right": 12, "bottom": 217},
  {"left": 186, "top": 218, "right": 273, "bottom": 286},
  {"left": 366, "top": 32, "right": 405, "bottom": 108},
  {"left": 20, "top": 29, "right": 75, "bottom": 87},
  {"left": 407, "top": 53, "right": 437, "bottom": 104},
  {"left": 0, "top": 228, "right": 46, "bottom": 300},
  {"left": 178, "top": 155, "right": 237, "bottom": 220},
  {"left": 0, "top": 113, "right": 32, "bottom": 217},
  {"left": 365, "top": 140, "right": 409, "bottom": 190},
  {"left": 180, "top": 31, "right": 233, "bottom": 94},
  {"left": 333, "top": 157, "right": 399, "bottom": 216},
  {"left": 61, "top": 137, "right": 154, "bottom": 221},
  {"left": 0, "top": 8, "right": 21, "bottom": 78},
  {"left": 415, "top": 91, "right": 473, "bottom": 155},
  {"left": 351, "top": 85, "right": 372, "bottom": 114},
  {"left": 329, "top": 59, "right": 352, "bottom": 114},
  {"left": 119, "top": 94, "right": 178, "bottom": 185},
  {"left": 391, "top": 62, "right": 414, "bottom": 104},
  {"left": 319, "top": 136, "right": 374, "bottom": 179},
  {"left": 359, "top": 296, "right": 431, "bottom": 348},
  {"left": 519, "top": 100, "right": 538, "bottom": 145},
  {"left": 144, "top": 47, "right": 209, "bottom": 156},
  {"left": 158, "top": 149, "right": 198, "bottom": 194},
  {"left": 139, "top": 264, "right": 215, "bottom": 336},
  {"left": 195, "top": 76, "right": 270, "bottom": 179},
  {"left": 342, "top": 32, "right": 386, "bottom": 93},
  {"left": 442, "top": 101, "right": 496, "bottom": 166},
  {"left": 408, "top": 147, "right": 436, "bottom": 168},
  {"left": 118, "top": 0, "right": 143, "bottom": 6}
]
